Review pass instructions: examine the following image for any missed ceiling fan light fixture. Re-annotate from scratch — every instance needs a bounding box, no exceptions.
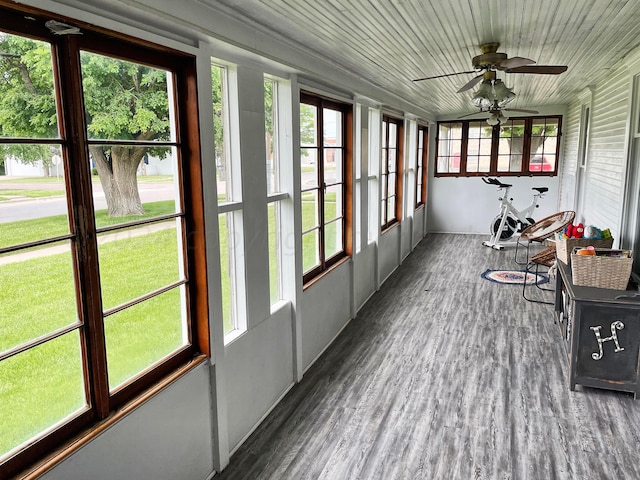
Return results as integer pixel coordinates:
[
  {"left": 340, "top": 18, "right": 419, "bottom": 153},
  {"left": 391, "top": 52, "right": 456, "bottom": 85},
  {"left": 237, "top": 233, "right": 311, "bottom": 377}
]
[
  {"left": 486, "top": 113, "right": 500, "bottom": 126},
  {"left": 493, "top": 79, "right": 516, "bottom": 106},
  {"left": 472, "top": 80, "right": 494, "bottom": 109}
]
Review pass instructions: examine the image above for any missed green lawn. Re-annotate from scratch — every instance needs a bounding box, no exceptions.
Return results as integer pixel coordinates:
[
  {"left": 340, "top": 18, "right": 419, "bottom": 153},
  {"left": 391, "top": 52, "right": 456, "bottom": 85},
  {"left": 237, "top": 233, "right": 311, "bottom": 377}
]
[
  {"left": 0, "top": 200, "right": 176, "bottom": 251},
  {"left": 0, "top": 190, "right": 338, "bottom": 456},
  {"left": 0, "top": 226, "right": 184, "bottom": 457}
]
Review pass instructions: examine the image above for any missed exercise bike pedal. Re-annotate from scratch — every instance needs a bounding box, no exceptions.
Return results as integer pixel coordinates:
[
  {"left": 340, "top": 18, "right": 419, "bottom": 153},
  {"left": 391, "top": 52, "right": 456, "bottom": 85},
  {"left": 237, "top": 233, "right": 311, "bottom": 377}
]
[{"left": 482, "top": 240, "right": 505, "bottom": 250}]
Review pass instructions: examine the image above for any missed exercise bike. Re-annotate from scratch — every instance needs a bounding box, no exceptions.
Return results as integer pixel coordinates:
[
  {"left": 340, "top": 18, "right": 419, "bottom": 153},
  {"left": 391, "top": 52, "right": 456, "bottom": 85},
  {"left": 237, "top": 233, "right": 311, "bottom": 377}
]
[{"left": 481, "top": 177, "right": 548, "bottom": 250}]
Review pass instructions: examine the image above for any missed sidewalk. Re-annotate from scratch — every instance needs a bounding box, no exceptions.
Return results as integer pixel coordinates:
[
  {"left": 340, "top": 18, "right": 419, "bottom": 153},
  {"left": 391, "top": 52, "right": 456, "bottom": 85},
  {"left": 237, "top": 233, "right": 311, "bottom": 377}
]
[{"left": 0, "top": 222, "right": 174, "bottom": 266}]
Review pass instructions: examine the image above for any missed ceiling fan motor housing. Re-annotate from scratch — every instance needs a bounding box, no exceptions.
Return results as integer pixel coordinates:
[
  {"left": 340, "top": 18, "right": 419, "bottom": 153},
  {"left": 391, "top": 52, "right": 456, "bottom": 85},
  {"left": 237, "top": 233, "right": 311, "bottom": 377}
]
[
  {"left": 472, "top": 52, "right": 508, "bottom": 69},
  {"left": 472, "top": 42, "right": 507, "bottom": 70}
]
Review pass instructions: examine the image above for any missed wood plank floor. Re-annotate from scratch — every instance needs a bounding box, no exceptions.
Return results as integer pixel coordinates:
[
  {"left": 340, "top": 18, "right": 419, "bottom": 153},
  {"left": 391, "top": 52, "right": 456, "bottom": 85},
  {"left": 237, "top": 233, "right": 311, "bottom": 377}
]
[{"left": 215, "top": 234, "right": 640, "bottom": 479}]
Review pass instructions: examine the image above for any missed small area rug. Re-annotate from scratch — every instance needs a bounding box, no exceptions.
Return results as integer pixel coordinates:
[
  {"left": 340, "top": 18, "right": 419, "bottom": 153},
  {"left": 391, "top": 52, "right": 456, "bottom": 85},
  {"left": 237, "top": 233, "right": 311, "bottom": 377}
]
[{"left": 481, "top": 269, "right": 549, "bottom": 285}]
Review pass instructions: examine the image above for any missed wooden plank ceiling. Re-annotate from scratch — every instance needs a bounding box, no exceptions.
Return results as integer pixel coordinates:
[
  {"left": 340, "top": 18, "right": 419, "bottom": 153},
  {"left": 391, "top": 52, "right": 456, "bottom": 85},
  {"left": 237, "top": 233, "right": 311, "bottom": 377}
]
[{"left": 199, "top": 0, "right": 640, "bottom": 119}]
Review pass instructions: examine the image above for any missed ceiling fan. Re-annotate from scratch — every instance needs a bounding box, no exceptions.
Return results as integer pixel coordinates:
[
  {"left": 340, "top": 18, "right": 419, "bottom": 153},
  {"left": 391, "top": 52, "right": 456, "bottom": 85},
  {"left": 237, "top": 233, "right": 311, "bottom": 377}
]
[
  {"left": 413, "top": 42, "right": 568, "bottom": 93},
  {"left": 459, "top": 100, "right": 539, "bottom": 125}
]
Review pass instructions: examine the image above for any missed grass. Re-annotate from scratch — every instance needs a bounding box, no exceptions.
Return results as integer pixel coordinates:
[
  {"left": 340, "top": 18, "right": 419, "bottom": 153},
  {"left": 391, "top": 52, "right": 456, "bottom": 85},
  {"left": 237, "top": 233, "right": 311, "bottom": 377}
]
[
  {"left": 0, "top": 227, "right": 184, "bottom": 457},
  {"left": 0, "top": 200, "right": 176, "bottom": 250},
  {"left": 0, "top": 175, "right": 171, "bottom": 184},
  {"left": 0, "top": 188, "right": 337, "bottom": 456}
]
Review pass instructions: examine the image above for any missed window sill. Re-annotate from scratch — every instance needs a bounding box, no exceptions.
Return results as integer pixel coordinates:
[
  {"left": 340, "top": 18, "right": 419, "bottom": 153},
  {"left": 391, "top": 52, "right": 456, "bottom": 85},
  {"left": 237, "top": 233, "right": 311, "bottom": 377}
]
[
  {"left": 223, "top": 327, "right": 247, "bottom": 346},
  {"left": 381, "top": 220, "right": 400, "bottom": 235},
  {"left": 18, "top": 354, "right": 209, "bottom": 480},
  {"left": 302, "top": 256, "right": 351, "bottom": 291}
]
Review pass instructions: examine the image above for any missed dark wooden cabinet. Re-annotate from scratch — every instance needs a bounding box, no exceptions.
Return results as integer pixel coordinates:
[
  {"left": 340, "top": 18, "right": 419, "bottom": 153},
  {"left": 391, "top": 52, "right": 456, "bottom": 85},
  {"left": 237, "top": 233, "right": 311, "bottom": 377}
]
[{"left": 555, "top": 261, "right": 640, "bottom": 398}]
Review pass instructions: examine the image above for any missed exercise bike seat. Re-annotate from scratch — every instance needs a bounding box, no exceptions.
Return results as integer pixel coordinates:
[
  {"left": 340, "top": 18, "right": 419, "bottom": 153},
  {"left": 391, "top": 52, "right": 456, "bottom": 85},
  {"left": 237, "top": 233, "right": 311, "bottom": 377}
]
[{"left": 532, "top": 187, "right": 548, "bottom": 193}]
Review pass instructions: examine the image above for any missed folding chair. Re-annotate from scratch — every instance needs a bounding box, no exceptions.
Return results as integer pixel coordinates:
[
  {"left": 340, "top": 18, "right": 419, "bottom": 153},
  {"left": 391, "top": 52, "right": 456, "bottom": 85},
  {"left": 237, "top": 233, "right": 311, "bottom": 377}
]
[{"left": 516, "top": 211, "right": 576, "bottom": 304}]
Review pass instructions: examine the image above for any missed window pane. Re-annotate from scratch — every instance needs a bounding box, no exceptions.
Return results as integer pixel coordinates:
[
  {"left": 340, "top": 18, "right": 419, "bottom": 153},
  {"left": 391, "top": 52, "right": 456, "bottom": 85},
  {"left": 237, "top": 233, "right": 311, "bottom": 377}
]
[
  {"left": 437, "top": 123, "right": 462, "bottom": 174},
  {"left": 300, "top": 103, "right": 318, "bottom": 147},
  {"left": 416, "top": 127, "right": 426, "bottom": 207},
  {"left": 529, "top": 118, "right": 559, "bottom": 173},
  {"left": 325, "top": 219, "right": 343, "bottom": 259},
  {"left": 264, "top": 79, "right": 279, "bottom": 195},
  {"left": 323, "top": 108, "right": 342, "bottom": 147},
  {"left": 324, "top": 148, "right": 342, "bottom": 184},
  {"left": 212, "top": 64, "right": 232, "bottom": 202},
  {"left": 219, "top": 212, "right": 237, "bottom": 335},
  {"left": 301, "top": 189, "right": 319, "bottom": 232},
  {"left": 0, "top": 145, "right": 68, "bottom": 244},
  {"left": 381, "top": 172, "right": 388, "bottom": 200},
  {"left": 467, "top": 122, "right": 492, "bottom": 173},
  {"left": 324, "top": 185, "right": 342, "bottom": 224},
  {"left": 0, "top": 332, "right": 86, "bottom": 461},
  {"left": 0, "top": 32, "right": 59, "bottom": 139},
  {"left": 387, "top": 151, "right": 397, "bottom": 174},
  {"left": 81, "top": 52, "right": 171, "bottom": 142},
  {"left": 89, "top": 145, "right": 179, "bottom": 227},
  {"left": 302, "top": 229, "right": 319, "bottom": 273},
  {"left": 105, "top": 286, "right": 187, "bottom": 390},
  {"left": 267, "top": 202, "right": 280, "bottom": 304},
  {"left": 355, "top": 181, "right": 361, "bottom": 253},
  {"left": 382, "top": 121, "right": 388, "bottom": 149},
  {"left": 388, "top": 122, "right": 397, "bottom": 148},
  {"left": 387, "top": 196, "right": 396, "bottom": 222},
  {"left": 498, "top": 119, "right": 525, "bottom": 173},
  {"left": 0, "top": 241, "right": 78, "bottom": 354},
  {"left": 388, "top": 173, "right": 396, "bottom": 197},
  {"left": 301, "top": 148, "right": 319, "bottom": 189},
  {"left": 97, "top": 220, "right": 182, "bottom": 311}
]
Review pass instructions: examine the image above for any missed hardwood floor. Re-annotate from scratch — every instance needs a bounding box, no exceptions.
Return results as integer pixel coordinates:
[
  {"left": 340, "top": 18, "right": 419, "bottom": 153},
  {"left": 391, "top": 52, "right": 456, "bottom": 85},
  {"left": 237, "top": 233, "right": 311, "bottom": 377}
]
[{"left": 215, "top": 234, "right": 640, "bottom": 479}]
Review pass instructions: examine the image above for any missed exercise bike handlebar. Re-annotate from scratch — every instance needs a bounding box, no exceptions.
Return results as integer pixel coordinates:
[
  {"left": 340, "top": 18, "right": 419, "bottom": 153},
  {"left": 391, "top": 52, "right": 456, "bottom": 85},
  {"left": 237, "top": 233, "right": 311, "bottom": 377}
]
[
  {"left": 482, "top": 177, "right": 547, "bottom": 194},
  {"left": 482, "top": 177, "right": 512, "bottom": 188}
]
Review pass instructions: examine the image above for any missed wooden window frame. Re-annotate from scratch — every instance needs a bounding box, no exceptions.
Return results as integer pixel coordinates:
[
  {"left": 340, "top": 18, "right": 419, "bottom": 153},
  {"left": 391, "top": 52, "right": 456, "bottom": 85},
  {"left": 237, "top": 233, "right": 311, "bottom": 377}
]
[
  {"left": 300, "top": 91, "right": 352, "bottom": 286},
  {"left": 415, "top": 125, "right": 428, "bottom": 208},
  {"left": 434, "top": 115, "right": 562, "bottom": 177},
  {"left": 381, "top": 115, "right": 404, "bottom": 231},
  {"left": 0, "top": 4, "right": 208, "bottom": 478}
]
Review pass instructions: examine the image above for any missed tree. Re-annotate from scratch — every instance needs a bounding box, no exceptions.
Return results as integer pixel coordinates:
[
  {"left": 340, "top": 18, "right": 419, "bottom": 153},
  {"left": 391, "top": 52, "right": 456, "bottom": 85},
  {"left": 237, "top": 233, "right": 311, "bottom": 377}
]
[
  {"left": 0, "top": 34, "right": 171, "bottom": 216},
  {"left": 499, "top": 121, "right": 558, "bottom": 157}
]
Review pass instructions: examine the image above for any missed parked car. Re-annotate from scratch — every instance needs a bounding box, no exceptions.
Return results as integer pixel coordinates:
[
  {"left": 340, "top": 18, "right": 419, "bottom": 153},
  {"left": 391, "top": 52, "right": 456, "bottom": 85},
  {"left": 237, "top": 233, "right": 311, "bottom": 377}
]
[{"left": 529, "top": 155, "right": 554, "bottom": 172}]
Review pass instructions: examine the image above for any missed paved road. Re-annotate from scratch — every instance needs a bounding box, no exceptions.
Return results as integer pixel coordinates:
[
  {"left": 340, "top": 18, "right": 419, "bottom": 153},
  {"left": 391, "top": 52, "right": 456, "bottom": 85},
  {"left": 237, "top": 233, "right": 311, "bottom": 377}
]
[{"left": 0, "top": 178, "right": 176, "bottom": 223}]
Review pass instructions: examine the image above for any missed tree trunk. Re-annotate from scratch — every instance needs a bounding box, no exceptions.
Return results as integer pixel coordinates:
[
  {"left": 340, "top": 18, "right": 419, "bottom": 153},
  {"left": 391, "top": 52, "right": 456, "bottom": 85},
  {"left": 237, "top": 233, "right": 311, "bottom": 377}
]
[{"left": 89, "top": 144, "right": 146, "bottom": 217}]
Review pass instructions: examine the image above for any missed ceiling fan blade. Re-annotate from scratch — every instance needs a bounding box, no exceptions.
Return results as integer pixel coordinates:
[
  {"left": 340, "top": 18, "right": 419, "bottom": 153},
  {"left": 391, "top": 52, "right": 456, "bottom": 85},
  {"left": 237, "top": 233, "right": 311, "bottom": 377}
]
[
  {"left": 458, "top": 111, "right": 488, "bottom": 119},
  {"left": 457, "top": 74, "right": 484, "bottom": 93},
  {"left": 498, "top": 56, "right": 536, "bottom": 69},
  {"left": 412, "top": 70, "right": 476, "bottom": 82},
  {"left": 504, "top": 108, "right": 539, "bottom": 114},
  {"left": 505, "top": 65, "right": 568, "bottom": 75}
]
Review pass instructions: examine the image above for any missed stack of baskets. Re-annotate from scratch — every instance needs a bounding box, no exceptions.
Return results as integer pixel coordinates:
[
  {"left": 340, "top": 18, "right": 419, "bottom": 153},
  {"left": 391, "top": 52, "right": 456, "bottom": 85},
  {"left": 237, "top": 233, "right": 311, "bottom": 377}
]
[
  {"left": 570, "top": 247, "right": 632, "bottom": 290},
  {"left": 556, "top": 236, "right": 613, "bottom": 265}
]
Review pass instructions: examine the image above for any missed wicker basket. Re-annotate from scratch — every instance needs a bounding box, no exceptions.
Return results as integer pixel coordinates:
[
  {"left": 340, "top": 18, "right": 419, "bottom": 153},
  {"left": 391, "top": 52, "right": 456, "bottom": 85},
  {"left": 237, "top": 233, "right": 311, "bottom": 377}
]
[
  {"left": 571, "top": 249, "right": 632, "bottom": 290},
  {"left": 556, "top": 237, "right": 614, "bottom": 264}
]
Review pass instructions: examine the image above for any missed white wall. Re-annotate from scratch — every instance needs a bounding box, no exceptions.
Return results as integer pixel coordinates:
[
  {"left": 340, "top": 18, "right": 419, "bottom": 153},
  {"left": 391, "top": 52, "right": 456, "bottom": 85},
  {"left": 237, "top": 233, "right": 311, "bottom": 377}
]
[
  {"left": 354, "top": 243, "right": 377, "bottom": 310},
  {"left": 225, "top": 304, "right": 294, "bottom": 450},
  {"left": 301, "top": 263, "right": 353, "bottom": 370},
  {"left": 558, "top": 55, "right": 637, "bottom": 244},
  {"left": 379, "top": 225, "right": 401, "bottom": 282},
  {"left": 427, "top": 175, "right": 559, "bottom": 234},
  {"left": 41, "top": 363, "right": 214, "bottom": 480},
  {"left": 413, "top": 206, "right": 426, "bottom": 247},
  {"left": 427, "top": 107, "right": 567, "bottom": 235}
]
